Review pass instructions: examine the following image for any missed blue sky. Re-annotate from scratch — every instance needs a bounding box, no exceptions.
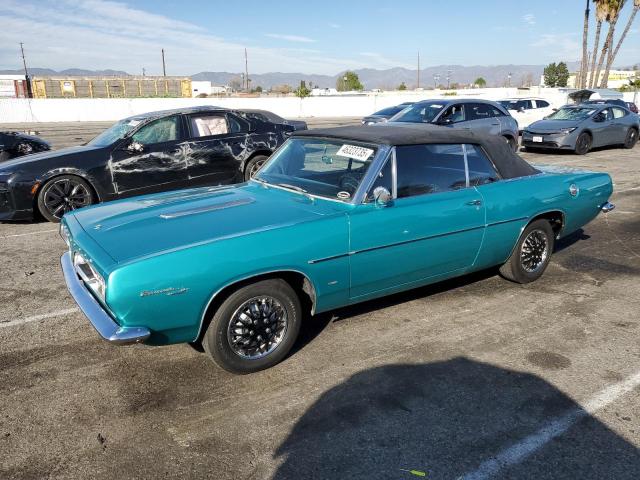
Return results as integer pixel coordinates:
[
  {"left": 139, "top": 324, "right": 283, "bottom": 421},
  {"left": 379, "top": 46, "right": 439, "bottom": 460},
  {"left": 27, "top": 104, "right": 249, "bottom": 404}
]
[{"left": 0, "top": 0, "right": 638, "bottom": 75}]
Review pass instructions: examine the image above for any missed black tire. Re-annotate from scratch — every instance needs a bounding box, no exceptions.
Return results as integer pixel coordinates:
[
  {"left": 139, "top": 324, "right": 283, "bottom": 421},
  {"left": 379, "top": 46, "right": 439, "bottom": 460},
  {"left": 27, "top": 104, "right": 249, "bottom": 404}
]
[
  {"left": 202, "top": 279, "right": 301, "bottom": 374},
  {"left": 623, "top": 128, "right": 638, "bottom": 149},
  {"left": 574, "top": 132, "right": 592, "bottom": 155},
  {"left": 499, "top": 219, "right": 555, "bottom": 284},
  {"left": 244, "top": 154, "right": 269, "bottom": 181},
  {"left": 504, "top": 136, "right": 517, "bottom": 152},
  {"left": 0, "top": 150, "right": 11, "bottom": 162},
  {"left": 37, "top": 175, "right": 95, "bottom": 223}
]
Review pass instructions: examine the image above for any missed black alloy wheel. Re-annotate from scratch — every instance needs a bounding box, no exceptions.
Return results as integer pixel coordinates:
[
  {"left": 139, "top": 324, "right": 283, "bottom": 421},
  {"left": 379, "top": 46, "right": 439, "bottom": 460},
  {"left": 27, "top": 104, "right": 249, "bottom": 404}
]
[
  {"left": 37, "top": 175, "right": 94, "bottom": 223},
  {"left": 505, "top": 136, "right": 518, "bottom": 151},
  {"left": 574, "top": 132, "right": 592, "bottom": 155},
  {"left": 623, "top": 128, "right": 638, "bottom": 149},
  {"left": 244, "top": 155, "right": 269, "bottom": 181}
]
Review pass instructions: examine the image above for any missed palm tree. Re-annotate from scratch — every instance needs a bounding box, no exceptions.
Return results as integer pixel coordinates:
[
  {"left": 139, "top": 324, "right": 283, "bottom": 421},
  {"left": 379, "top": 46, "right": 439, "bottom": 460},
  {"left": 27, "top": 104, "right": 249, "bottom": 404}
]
[
  {"left": 588, "top": 1, "right": 610, "bottom": 87},
  {"left": 595, "top": 0, "right": 627, "bottom": 88},
  {"left": 580, "top": 0, "right": 591, "bottom": 88},
  {"left": 602, "top": 0, "right": 640, "bottom": 85}
]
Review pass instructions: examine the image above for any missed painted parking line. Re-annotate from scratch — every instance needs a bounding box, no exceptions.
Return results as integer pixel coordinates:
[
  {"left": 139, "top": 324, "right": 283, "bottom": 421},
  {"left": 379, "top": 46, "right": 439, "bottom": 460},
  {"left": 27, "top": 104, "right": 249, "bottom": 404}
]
[
  {"left": 0, "top": 308, "right": 78, "bottom": 329},
  {"left": 461, "top": 369, "right": 640, "bottom": 480},
  {"left": 0, "top": 228, "right": 58, "bottom": 239}
]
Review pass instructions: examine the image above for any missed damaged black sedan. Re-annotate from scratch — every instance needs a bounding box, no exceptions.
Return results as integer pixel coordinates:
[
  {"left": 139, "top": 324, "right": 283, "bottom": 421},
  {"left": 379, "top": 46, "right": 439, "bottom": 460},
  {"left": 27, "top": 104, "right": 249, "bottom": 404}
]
[
  {"left": 0, "top": 106, "right": 294, "bottom": 222},
  {"left": 1, "top": 131, "right": 50, "bottom": 162}
]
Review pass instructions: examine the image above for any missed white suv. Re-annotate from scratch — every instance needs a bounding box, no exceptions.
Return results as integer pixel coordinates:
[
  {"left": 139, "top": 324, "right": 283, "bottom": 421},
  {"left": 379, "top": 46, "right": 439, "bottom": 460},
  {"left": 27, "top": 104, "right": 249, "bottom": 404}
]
[{"left": 498, "top": 98, "right": 554, "bottom": 130}]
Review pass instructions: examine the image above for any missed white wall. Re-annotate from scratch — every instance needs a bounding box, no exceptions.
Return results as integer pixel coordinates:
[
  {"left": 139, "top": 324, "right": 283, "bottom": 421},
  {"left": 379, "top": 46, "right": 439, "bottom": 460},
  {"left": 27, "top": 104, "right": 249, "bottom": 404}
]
[{"left": 0, "top": 88, "right": 637, "bottom": 123}]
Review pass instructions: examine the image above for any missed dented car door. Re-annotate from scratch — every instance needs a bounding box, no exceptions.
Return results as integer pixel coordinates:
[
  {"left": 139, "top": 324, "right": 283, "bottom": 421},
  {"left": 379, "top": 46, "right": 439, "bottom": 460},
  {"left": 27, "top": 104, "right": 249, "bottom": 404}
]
[
  {"left": 184, "top": 112, "right": 248, "bottom": 185},
  {"left": 109, "top": 115, "right": 189, "bottom": 195}
]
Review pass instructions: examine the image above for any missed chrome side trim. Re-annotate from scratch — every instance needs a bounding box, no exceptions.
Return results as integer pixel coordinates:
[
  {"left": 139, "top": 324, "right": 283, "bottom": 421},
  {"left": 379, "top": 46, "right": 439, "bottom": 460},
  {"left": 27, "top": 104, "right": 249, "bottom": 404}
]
[
  {"left": 61, "top": 252, "right": 150, "bottom": 345},
  {"left": 601, "top": 202, "right": 615, "bottom": 213},
  {"left": 194, "top": 269, "right": 317, "bottom": 342}
]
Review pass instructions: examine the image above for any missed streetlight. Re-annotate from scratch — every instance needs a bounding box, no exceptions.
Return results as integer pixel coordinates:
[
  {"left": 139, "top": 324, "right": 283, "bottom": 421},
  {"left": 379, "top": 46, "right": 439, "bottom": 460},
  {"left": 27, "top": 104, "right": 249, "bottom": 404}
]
[
  {"left": 433, "top": 74, "right": 440, "bottom": 89},
  {"left": 507, "top": 72, "right": 512, "bottom": 87},
  {"left": 446, "top": 70, "right": 452, "bottom": 89}
]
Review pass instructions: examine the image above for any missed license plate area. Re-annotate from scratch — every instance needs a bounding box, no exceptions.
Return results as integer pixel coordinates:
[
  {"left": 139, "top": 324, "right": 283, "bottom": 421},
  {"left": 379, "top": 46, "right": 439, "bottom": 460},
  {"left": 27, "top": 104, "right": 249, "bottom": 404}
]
[{"left": 532, "top": 136, "right": 543, "bottom": 143}]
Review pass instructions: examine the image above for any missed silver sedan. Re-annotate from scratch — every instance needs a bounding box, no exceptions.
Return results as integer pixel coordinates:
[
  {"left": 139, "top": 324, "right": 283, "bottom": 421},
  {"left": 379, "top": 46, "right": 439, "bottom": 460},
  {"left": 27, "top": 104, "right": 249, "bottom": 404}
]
[{"left": 522, "top": 104, "right": 639, "bottom": 155}]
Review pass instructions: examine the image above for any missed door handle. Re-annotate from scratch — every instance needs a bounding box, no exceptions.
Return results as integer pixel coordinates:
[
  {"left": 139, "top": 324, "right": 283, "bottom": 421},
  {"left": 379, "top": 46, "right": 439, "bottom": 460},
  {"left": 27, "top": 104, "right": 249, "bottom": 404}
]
[{"left": 466, "top": 199, "right": 482, "bottom": 206}]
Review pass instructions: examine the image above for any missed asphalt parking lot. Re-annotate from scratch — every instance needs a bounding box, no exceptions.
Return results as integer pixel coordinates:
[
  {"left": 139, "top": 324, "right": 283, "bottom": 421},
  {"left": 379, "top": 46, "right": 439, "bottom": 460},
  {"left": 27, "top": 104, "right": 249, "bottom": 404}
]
[{"left": 1, "top": 120, "right": 639, "bottom": 479}]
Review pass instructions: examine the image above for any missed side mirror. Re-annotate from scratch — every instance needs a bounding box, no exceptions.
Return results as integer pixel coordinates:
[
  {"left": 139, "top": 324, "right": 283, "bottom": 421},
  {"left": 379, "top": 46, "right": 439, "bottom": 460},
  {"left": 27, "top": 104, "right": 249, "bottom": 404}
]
[
  {"left": 373, "top": 186, "right": 392, "bottom": 207},
  {"left": 126, "top": 141, "right": 145, "bottom": 154},
  {"left": 518, "top": 106, "right": 525, "bottom": 113}
]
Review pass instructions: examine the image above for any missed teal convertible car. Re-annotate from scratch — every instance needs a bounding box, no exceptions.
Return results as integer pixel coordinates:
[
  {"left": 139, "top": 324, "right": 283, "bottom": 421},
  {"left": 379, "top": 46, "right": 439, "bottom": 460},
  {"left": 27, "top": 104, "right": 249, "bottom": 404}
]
[{"left": 60, "top": 125, "right": 614, "bottom": 373}]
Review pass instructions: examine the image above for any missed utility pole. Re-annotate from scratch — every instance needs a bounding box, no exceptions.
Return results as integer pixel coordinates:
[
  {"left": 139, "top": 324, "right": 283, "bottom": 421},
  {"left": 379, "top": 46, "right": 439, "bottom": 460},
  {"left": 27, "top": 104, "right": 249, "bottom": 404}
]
[
  {"left": 244, "top": 48, "right": 249, "bottom": 92},
  {"left": 161, "top": 48, "right": 166, "bottom": 77},
  {"left": 446, "top": 70, "right": 452, "bottom": 89},
  {"left": 417, "top": 51, "right": 420, "bottom": 89},
  {"left": 142, "top": 67, "right": 146, "bottom": 77},
  {"left": 20, "top": 42, "right": 32, "bottom": 98}
]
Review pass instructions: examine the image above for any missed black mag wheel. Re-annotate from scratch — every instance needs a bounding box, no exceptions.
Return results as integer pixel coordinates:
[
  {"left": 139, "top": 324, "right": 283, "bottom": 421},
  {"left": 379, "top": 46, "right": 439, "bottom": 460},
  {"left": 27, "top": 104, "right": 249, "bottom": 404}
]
[
  {"left": 505, "top": 136, "right": 517, "bottom": 151},
  {"left": 499, "top": 219, "right": 554, "bottom": 284},
  {"left": 37, "top": 175, "right": 94, "bottom": 223},
  {"left": 623, "top": 128, "right": 638, "bottom": 149},
  {"left": 574, "top": 132, "right": 592, "bottom": 155},
  {"left": 520, "top": 229, "right": 549, "bottom": 274},
  {"left": 203, "top": 278, "right": 301, "bottom": 374},
  {"left": 227, "top": 296, "right": 288, "bottom": 359},
  {"left": 244, "top": 155, "right": 269, "bottom": 181}
]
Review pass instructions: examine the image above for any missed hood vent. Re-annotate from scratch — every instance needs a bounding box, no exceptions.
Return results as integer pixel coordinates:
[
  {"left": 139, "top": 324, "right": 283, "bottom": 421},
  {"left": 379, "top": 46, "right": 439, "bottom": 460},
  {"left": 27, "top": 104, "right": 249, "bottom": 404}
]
[{"left": 159, "top": 197, "right": 254, "bottom": 219}]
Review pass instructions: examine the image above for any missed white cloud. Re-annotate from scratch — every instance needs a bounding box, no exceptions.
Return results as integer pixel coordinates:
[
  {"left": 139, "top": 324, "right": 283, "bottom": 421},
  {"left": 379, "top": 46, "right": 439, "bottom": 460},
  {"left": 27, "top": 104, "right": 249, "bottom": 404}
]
[
  {"left": 264, "top": 33, "right": 315, "bottom": 43},
  {"left": 359, "top": 52, "right": 413, "bottom": 70},
  {"left": 522, "top": 13, "right": 536, "bottom": 26},
  {"left": 328, "top": 23, "right": 340, "bottom": 29},
  {"left": 530, "top": 33, "right": 580, "bottom": 60},
  {"left": 0, "top": 0, "right": 368, "bottom": 75}
]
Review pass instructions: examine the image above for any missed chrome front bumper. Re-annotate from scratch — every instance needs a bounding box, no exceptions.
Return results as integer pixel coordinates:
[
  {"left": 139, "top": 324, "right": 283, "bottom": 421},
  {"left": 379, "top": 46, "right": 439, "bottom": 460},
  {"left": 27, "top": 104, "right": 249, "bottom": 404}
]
[
  {"left": 61, "top": 252, "right": 150, "bottom": 345},
  {"left": 601, "top": 202, "right": 615, "bottom": 213}
]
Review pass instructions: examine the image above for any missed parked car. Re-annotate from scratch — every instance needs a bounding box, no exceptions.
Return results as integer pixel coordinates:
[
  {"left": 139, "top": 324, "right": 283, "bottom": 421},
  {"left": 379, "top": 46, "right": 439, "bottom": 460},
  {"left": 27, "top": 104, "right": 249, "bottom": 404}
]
[
  {"left": 61, "top": 124, "right": 614, "bottom": 374},
  {"left": 388, "top": 99, "right": 519, "bottom": 150},
  {"left": 625, "top": 101, "right": 638, "bottom": 114},
  {"left": 497, "top": 98, "right": 554, "bottom": 130},
  {"left": 242, "top": 109, "right": 308, "bottom": 131},
  {"left": 581, "top": 99, "right": 629, "bottom": 109},
  {"left": 361, "top": 103, "right": 414, "bottom": 124},
  {"left": 522, "top": 104, "right": 639, "bottom": 154},
  {"left": 0, "top": 106, "right": 294, "bottom": 223},
  {"left": 0, "top": 131, "right": 50, "bottom": 162}
]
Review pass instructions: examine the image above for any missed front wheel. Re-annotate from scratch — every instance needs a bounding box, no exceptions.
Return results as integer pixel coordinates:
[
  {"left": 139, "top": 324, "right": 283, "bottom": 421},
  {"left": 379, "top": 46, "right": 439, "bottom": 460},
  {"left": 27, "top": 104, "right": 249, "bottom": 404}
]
[
  {"left": 574, "top": 132, "right": 592, "bottom": 155},
  {"left": 499, "top": 219, "right": 554, "bottom": 284},
  {"left": 244, "top": 155, "right": 269, "bottom": 181},
  {"left": 623, "top": 128, "right": 638, "bottom": 149},
  {"left": 202, "top": 279, "right": 301, "bottom": 374},
  {"left": 37, "top": 175, "right": 94, "bottom": 223},
  {"left": 504, "top": 136, "right": 518, "bottom": 152}
]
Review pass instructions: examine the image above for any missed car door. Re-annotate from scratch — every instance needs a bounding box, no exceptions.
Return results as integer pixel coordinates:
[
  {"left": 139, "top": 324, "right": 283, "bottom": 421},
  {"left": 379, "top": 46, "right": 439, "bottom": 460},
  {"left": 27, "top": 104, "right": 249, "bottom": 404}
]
[
  {"left": 185, "top": 112, "right": 248, "bottom": 185},
  {"left": 348, "top": 144, "right": 486, "bottom": 300},
  {"left": 109, "top": 115, "right": 189, "bottom": 195},
  {"left": 591, "top": 108, "right": 617, "bottom": 147},
  {"left": 611, "top": 107, "right": 630, "bottom": 143},
  {"left": 462, "top": 103, "right": 502, "bottom": 136}
]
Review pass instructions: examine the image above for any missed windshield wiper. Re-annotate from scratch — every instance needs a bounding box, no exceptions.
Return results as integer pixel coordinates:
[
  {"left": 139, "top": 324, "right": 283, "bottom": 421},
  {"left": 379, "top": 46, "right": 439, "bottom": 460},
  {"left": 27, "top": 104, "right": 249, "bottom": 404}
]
[{"left": 277, "top": 183, "right": 308, "bottom": 193}]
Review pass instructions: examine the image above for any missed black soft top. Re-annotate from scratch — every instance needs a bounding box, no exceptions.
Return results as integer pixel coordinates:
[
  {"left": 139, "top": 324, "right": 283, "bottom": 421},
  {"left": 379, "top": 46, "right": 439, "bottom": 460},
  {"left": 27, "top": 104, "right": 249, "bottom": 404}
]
[{"left": 294, "top": 124, "right": 539, "bottom": 179}]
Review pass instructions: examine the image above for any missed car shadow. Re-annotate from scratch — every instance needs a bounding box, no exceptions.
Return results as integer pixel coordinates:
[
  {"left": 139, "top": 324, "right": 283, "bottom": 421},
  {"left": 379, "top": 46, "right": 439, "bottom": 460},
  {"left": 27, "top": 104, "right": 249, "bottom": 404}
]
[
  {"left": 521, "top": 144, "right": 628, "bottom": 155},
  {"left": 554, "top": 228, "right": 590, "bottom": 253},
  {"left": 272, "top": 358, "right": 640, "bottom": 479}
]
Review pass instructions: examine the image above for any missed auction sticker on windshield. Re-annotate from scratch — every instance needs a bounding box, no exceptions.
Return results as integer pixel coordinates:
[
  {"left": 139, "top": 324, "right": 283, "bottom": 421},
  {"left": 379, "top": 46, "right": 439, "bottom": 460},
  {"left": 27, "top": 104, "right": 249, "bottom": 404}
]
[{"left": 336, "top": 144, "right": 374, "bottom": 161}]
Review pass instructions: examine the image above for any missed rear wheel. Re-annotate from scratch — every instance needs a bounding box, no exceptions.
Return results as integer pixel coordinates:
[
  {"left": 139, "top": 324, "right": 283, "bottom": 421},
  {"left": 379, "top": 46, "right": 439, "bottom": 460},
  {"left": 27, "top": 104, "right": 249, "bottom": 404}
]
[
  {"left": 504, "top": 136, "right": 517, "bottom": 151},
  {"left": 574, "top": 132, "right": 592, "bottom": 155},
  {"left": 499, "top": 219, "right": 554, "bottom": 284},
  {"left": 244, "top": 154, "right": 269, "bottom": 181},
  {"left": 37, "top": 175, "right": 94, "bottom": 223},
  {"left": 623, "top": 128, "right": 638, "bottom": 149},
  {"left": 202, "top": 279, "right": 301, "bottom": 374}
]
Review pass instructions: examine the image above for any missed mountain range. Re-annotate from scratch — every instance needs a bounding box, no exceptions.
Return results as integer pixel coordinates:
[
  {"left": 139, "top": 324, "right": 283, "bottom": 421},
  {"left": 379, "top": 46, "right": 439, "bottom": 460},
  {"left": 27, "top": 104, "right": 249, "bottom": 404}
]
[{"left": 4, "top": 61, "right": 636, "bottom": 90}]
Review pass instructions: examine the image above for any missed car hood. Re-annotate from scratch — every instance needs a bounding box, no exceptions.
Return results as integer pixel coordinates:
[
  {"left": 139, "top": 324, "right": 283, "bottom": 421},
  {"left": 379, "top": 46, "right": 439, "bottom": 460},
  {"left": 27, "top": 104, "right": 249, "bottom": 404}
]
[
  {"left": 527, "top": 120, "right": 581, "bottom": 132},
  {"left": 70, "top": 182, "right": 348, "bottom": 264},
  {"left": 0, "top": 145, "right": 103, "bottom": 171}
]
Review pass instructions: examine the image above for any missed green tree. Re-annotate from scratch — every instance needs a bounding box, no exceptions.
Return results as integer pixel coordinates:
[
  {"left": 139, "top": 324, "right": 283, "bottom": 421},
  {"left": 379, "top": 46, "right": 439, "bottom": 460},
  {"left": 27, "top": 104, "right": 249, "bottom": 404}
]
[
  {"left": 543, "top": 62, "right": 559, "bottom": 87},
  {"left": 397, "top": 82, "right": 407, "bottom": 90},
  {"left": 294, "top": 80, "right": 311, "bottom": 98},
  {"left": 336, "top": 71, "right": 364, "bottom": 91},
  {"left": 474, "top": 77, "right": 487, "bottom": 87},
  {"left": 556, "top": 62, "right": 570, "bottom": 87},
  {"left": 254, "top": 85, "right": 263, "bottom": 93}
]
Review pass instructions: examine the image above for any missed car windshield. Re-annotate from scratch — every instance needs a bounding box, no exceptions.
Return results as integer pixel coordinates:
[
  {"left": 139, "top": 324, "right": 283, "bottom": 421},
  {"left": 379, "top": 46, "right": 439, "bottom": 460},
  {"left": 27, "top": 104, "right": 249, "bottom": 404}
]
[
  {"left": 87, "top": 118, "right": 144, "bottom": 147},
  {"left": 389, "top": 102, "right": 445, "bottom": 123},
  {"left": 546, "top": 107, "right": 596, "bottom": 121},
  {"left": 255, "top": 138, "right": 378, "bottom": 202}
]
